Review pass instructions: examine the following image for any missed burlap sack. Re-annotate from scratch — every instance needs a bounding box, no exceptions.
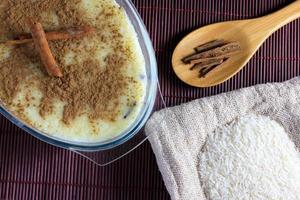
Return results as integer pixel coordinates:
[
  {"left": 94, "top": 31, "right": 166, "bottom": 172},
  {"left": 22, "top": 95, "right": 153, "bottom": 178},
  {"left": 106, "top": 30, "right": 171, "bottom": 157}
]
[{"left": 145, "top": 78, "right": 300, "bottom": 200}]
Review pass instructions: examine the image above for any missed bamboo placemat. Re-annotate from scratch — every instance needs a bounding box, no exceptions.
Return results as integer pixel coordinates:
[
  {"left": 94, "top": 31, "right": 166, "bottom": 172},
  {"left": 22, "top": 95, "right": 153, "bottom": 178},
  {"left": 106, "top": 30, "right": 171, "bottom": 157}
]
[{"left": 1, "top": 0, "right": 299, "bottom": 199}]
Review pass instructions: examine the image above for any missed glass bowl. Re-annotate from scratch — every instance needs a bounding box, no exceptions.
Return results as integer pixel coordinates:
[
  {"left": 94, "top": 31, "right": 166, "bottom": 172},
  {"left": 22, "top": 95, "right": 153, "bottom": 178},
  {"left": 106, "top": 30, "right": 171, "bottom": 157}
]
[{"left": 0, "top": 0, "right": 158, "bottom": 151}]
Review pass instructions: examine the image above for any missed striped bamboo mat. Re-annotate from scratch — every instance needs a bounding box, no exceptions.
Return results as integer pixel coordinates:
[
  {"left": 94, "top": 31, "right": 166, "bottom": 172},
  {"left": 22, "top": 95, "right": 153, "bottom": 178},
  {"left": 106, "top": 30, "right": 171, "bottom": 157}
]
[{"left": 1, "top": 0, "right": 299, "bottom": 199}]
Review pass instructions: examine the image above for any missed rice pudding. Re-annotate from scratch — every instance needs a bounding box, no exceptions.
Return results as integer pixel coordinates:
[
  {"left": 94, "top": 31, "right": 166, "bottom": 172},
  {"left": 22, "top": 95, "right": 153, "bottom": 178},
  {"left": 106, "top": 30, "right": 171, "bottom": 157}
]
[{"left": 0, "top": 0, "right": 147, "bottom": 142}]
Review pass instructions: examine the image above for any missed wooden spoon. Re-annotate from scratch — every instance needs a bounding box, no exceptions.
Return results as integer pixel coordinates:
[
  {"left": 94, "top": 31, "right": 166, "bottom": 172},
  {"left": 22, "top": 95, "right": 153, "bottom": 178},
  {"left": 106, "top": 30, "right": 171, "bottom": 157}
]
[{"left": 172, "top": 0, "right": 300, "bottom": 87}]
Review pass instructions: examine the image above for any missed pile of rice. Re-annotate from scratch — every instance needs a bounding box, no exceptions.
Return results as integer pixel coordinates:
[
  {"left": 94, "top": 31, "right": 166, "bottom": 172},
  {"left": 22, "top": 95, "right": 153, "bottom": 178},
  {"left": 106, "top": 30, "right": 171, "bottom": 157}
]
[{"left": 199, "top": 114, "right": 300, "bottom": 200}]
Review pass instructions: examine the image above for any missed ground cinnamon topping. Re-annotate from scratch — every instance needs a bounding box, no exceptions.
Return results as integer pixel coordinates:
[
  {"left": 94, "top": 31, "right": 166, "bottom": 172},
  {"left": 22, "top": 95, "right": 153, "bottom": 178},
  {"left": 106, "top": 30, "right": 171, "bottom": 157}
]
[
  {"left": 0, "top": 0, "right": 137, "bottom": 125},
  {"left": 0, "top": 48, "right": 32, "bottom": 104},
  {"left": 40, "top": 55, "right": 128, "bottom": 124}
]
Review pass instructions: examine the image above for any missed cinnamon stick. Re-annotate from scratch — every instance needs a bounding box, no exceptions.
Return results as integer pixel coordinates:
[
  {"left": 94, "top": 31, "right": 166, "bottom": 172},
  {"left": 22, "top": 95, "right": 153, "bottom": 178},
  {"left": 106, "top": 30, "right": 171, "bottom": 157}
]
[
  {"left": 190, "top": 58, "right": 224, "bottom": 70},
  {"left": 190, "top": 52, "right": 237, "bottom": 65},
  {"left": 199, "top": 58, "right": 229, "bottom": 78},
  {"left": 182, "top": 42, "right": 241, "bottom": 64},
  {"left": 3, "top": 26, "right": 95, "bottom": 46},
  {"left": 28, "top": 21, "right": 62, "bottom": 78},
  {"left": 195, "top": 39, "right": 225, "bottom": 53},
  {"left": 199, "top": 65, "right": 218, "bottom": 78}
]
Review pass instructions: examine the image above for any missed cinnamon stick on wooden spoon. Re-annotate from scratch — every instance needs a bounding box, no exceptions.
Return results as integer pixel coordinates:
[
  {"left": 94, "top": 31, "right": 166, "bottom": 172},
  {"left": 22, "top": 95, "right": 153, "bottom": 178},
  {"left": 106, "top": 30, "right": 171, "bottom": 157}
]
[{"left": 172, "top": 0, "right": 300, "bottom": 87}]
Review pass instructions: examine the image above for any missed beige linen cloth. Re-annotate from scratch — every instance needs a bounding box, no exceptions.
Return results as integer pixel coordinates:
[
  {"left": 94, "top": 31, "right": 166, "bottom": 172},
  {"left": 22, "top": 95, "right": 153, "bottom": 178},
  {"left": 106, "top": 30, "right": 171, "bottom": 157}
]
[{"left": 145, "top": 77, "right": 300, "bottom": 200}]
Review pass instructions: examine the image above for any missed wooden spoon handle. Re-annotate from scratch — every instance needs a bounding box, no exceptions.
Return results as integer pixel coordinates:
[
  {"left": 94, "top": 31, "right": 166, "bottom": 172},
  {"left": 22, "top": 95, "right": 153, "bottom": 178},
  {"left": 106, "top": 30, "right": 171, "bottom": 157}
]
[{"left": 262, "top": 0, "right": 300, "bottom": 33}]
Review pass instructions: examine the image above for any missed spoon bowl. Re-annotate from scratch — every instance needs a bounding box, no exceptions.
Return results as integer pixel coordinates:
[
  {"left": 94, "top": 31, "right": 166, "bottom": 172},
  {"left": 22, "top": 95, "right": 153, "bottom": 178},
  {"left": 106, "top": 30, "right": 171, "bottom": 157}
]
[{"left": 172, "top": 0, "right": 300, "bottom": 87}]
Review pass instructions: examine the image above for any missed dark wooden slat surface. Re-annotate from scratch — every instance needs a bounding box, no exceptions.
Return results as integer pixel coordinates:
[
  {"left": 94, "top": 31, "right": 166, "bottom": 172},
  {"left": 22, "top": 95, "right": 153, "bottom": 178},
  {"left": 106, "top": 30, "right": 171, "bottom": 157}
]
[{"left": 1, "top": 0, "right": 299, "bottom": 199}]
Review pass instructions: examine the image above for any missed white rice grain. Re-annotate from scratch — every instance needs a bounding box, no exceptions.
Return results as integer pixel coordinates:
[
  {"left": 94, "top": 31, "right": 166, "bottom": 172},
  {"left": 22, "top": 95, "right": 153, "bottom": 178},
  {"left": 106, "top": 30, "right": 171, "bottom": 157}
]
[{"left": 199, "top": 114, "right": 300, "bottom": 200}]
